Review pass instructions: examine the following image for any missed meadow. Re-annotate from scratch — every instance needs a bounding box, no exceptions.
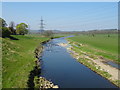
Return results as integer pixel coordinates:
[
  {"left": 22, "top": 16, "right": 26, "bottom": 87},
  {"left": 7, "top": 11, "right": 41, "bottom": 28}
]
[
  {"left": 2, "top": 35, "right": 49, "bottom": 88},
  {"left": 67, "top": 34, "right": 118, "bottom": 63}
]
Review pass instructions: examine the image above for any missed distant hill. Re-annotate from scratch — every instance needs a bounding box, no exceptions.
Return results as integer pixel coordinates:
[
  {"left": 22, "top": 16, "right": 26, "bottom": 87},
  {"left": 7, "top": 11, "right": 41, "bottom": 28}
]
[
  {"left": 79, "top": 29, "right": 118, "bottom": 34},
  {"left": 59, "top": 29, "right": 118, "bottom": 34},
  {"left": 28, "top": 29, "right": 118, "bottom": 34},
  {"left": 29, "top": 30, "right": 62, "bottom": 34},
  {"left": 28, "top": 30, "right": 40, "bottom": 34}
]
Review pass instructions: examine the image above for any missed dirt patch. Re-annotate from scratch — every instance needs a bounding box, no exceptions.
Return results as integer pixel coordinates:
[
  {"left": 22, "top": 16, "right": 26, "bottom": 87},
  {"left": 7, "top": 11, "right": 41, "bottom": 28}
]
[{"left": 67, "top": 46, "right": 120, "bottom": 87}]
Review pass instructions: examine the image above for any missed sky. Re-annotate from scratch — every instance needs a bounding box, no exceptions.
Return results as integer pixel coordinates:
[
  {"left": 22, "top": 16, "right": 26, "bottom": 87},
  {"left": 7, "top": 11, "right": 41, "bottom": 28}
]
[
  {"left": 2, "top": 2, "right": 118, "bottom": 31},
  {"left": 1, "top": 0, "right": 120, "bottom": 2}
]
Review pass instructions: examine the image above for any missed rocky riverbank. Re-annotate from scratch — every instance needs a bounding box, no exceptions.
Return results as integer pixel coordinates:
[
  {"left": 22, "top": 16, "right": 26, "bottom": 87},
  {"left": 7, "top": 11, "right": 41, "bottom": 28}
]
[
  {"left": 66, "top": 41, "right": 120, "bottom": 87},
  {"left": 33, "top": 40, "right": 59, "bottom": 89},
  {"left": 34, "top": 76, "right": 59, "bottom": 88}
]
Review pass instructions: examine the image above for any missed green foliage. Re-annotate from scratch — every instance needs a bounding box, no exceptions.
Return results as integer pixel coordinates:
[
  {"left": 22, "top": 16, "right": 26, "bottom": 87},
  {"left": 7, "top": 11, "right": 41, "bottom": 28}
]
[
  {"left": 16, "top": 23, "right": 28, "bottom": 35},
  {"left": 42, "top": 30, "right": 54, "bottom": 38},
  {"left": 8, "top": 27, "right": 16, "bottom": 35},
  {"left": 34, "top": 76, "right": 39, "bottom": 88},
  {"left": 2, "top": 35, "right": 49, "bottom": 88},
  {"left": 1, "top": 27, "right": 11, "bottom": 37},
  {"left": 9, "top": 21, "right": 16, "bottom": 35},
  {"left": 0, "top": 18, "right": 7, "bottom": 27},
  {"left": 113, "top": 80, "right": 120, "bottom": 87},
  {"left": 0, "top": 18, "right": 11, "bottom": 37}
]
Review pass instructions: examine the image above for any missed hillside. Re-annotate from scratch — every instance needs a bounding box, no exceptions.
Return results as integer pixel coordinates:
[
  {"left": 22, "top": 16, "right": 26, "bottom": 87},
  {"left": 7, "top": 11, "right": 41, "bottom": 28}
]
[{"left": 2, "top": 35, "right": 49, "bottom": 88}]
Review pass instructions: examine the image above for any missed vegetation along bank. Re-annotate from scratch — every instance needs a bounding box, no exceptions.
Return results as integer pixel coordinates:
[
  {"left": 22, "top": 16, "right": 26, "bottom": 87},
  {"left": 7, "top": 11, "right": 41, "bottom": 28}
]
[
  {"left": 66, "top": 34, "right": 120, "bottom": 87},
  {"left": 2, "top": 35, "right": 50, "bottom": 88}
]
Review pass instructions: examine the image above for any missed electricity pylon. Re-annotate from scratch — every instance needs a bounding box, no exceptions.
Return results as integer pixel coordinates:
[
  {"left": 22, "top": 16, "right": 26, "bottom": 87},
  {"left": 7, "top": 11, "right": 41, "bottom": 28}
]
[{"left": 39, "top": 16, "right": 45, "bottom": 33}]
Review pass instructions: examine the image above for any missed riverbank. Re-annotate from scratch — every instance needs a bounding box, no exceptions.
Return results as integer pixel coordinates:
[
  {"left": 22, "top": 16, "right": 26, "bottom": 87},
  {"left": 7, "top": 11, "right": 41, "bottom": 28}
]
[
  {"left": 67, "top": 34, "right": 118, "bottom": 63},
  {"left": 33, "top": 38, "right": 59, "bottom": 89},
  {"left": 2, "top": 35, "right": 50, "bottom": 88},
  {"left": 66, "top": 39, "right": 120, "bottom": 87}
]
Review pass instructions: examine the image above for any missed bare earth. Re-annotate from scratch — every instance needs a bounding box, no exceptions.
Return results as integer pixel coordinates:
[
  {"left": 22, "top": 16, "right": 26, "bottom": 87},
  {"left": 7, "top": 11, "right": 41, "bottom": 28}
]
[
  {"left": 58, "top": 42, "right": 119, "bottom": 85},
  {"left": 66, "top": 46, "right": 119, "bottom": 82},
  {"left": 85, "top": 55, "right": 119, "bottom": 80}
]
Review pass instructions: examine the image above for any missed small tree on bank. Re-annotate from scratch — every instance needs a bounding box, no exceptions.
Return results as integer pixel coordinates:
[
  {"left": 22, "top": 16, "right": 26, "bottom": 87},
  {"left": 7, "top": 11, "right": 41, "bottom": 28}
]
[
  {"left": 1, "top": 27, "right": 11, "bottom": 37},
  {"left": 0, "top": 18, "right": 11, "bottom": 37},
  {"left": 0, "top": 18, "right": 7, "bottom": 27},
  {"left": 16, "top": 23, "right": 28, "bottom": 35},
  {"left": 42, "top": 30, "right": 54, "bottom": 38},
  {"left": 9, "top": 21, "right": 16, "bottom": 35}
]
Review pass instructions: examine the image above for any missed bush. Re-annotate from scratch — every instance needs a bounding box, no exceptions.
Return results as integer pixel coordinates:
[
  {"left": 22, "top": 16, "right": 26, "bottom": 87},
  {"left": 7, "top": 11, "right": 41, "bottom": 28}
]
[
  {"left": 42, "top": 30, "right": 54, "bottom": 38},
  {"left": 1, "top": 27, "right": 11, "bottom": 37}
]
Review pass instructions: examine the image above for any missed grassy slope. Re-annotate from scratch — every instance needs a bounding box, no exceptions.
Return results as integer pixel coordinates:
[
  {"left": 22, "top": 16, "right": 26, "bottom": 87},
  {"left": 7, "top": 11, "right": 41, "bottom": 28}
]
[
  {"left": 67, "top": 34, "right": 118, "bottom": 62},
  {"left": 0, "top": 38, "right": 2, "bottom": 89},
  {"left": 2, "top": 35, "right": 49, "bottom": 88}
]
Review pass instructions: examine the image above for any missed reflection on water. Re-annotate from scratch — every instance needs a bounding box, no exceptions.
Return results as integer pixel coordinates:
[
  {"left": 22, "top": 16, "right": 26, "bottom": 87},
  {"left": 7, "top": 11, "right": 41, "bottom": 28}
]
[{"left": 40, "top": 37, "right": 117, "bottom": 88}]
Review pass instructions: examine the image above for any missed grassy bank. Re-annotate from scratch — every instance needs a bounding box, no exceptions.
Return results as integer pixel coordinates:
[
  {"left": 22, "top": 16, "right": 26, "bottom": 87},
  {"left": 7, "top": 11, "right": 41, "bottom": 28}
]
[
  {"left": 2, "top": 35, "right": 49, "bottom": 88},
  {"left": 26, "top": 33, "right": 70, "bottom": 38},
  {"left": 67, "top": 34, "right": 119, "bottom": 87},
  {"left": 67, "top": 34, "right": 118, "bottom": 63},
  {"left": 68, "top": 44, "right": 119, "bottom": 87}
]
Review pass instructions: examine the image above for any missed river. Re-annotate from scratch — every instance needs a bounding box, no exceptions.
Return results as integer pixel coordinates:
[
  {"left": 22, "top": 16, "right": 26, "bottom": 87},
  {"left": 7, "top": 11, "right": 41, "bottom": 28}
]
[{"left": 40, "top": 37, "right": 117, "bottom": 88}]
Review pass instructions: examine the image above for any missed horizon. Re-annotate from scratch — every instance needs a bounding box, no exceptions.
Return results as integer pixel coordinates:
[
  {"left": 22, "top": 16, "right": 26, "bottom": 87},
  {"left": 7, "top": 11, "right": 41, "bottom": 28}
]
[
  {"left": 29, "top": 28, "right": 117, "bottom": 32},
  {"left": 2, "top": 2, "right": 118, "bottom": 31}
]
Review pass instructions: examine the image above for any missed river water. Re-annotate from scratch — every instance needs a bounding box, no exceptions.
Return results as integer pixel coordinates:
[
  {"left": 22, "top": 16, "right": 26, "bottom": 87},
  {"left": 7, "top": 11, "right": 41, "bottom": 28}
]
[{"left": 40, "top": 37, "right": 117, "bottom": 88}]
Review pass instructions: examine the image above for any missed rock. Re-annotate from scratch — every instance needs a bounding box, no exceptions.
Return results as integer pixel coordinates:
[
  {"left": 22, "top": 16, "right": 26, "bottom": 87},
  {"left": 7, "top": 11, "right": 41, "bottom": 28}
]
[
  {"left": 39, "top": 77, "right": 59, "bottom": 89},
  {"left": 52, "top": 85, "right": 59, "bottom": 88},
  {"left": 58, "top": 43, "right": 68, "bottom": 47}
]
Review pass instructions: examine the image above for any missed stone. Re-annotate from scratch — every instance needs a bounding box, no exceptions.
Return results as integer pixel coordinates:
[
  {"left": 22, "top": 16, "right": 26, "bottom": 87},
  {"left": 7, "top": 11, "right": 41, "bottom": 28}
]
[{"left": 52, "top": 85, "right": 59, "bottom": 88}]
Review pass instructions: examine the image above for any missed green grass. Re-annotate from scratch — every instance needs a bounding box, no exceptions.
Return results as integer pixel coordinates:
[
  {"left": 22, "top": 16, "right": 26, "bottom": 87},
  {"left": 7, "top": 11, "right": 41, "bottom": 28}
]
[
  {"left": 2, "top": 35, "right": 49, "bottom": 88},
  {"left": 67, "top": 34, "right": 118, "bottom": 63},
  {"left": 26, "top": 33, "right": 71, "bottom": 38},
  {"left": 68, "top": 38, "right": 119, "bottom": 87},
  {"left": 54, "top": 33, "right": 72, "bottom": 37},
  {"left": 0, "top": 38, "right": 2, "bottom": 89},
  {"left": 71, "top": 45, "right": 112, "bottom": 78}
]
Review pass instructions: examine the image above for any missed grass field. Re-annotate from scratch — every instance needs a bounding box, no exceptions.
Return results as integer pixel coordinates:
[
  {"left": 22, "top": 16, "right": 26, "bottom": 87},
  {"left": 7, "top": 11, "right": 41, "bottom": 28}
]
[
  {"left": 2, "top": 35, "right": 49, "bottom": 88},
  {"left": 67, "top": 34, "right": 118, "bottom": 63}
]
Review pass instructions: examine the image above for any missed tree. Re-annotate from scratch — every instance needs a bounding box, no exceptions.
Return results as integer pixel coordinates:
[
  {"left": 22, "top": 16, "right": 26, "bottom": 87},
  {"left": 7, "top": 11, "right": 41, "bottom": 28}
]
[
  {"left": 16, "top": 23, "right": 28, "bottom": 35},
  {"left": 1, "top": 27, "right": 11, "bottom": 37},
  {"left": 9, "top": 21, "right": 16, "bottom": 35},
  {"left": 0, "top": 18, "right": 11, "bottom": 37},
  {"left": 0, "top": 18, "right": 7, "bottom": 27},
  {"left": 42, "top": 30, "right": 54, "bottom": 38}
]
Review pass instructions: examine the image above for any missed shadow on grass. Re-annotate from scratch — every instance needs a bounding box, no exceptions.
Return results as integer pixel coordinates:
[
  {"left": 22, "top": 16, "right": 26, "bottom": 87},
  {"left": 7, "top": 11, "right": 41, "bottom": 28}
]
[
  {"left": 27, "top": 65, "right": 41, "bottom": 88},
  {"left": 2, "top": 35, "right": 19, "bottom": 40},
  {"left": 9, "top": 36, "right": 19, "bottom": 40}
]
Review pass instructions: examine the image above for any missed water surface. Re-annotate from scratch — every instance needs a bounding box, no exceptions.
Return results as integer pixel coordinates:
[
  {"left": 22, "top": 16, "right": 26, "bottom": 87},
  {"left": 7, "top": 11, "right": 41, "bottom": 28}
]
[{"left": 40, "top": 37, "right": 116, "bottom": 88}]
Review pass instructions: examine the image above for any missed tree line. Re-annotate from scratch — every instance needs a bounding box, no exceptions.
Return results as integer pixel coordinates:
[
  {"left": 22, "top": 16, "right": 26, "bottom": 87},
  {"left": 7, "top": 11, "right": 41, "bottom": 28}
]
[{"left": 0, "top": 18, "right": 29, "bottom": 38}]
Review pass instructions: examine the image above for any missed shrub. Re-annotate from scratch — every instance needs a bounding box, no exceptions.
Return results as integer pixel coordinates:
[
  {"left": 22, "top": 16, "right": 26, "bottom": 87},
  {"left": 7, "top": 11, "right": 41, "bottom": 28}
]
[{"left": 1, "top": 27, "right": 11, "bottom": 37}]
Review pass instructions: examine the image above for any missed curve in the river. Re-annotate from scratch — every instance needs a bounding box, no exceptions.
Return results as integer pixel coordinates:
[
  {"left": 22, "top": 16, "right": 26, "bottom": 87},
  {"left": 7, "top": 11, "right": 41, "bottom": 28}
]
[{"left": 40, "top": 37, "right": 117, "bottom": 88}]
